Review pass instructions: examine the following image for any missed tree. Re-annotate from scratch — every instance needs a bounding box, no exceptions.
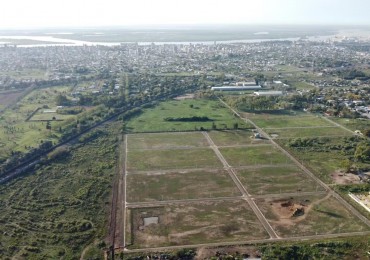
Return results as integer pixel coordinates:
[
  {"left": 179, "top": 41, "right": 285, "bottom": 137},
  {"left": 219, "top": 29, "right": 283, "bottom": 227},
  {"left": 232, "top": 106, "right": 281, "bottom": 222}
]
[
  {"left": 55, "top": 94, "right": 69, "bottom": 106},
  {"left": 233, "top": 122, "right": 238, "bottom": 129},
  {"left": 354, "top": 142, "right": 370, "bottom": 162},
  {"left": 46, "top": 121, "right": 51, "bottom": 130},
  {"left": 340, "top": 159, "right": 352, "bottom": 173},
  {"left": 363, "top": 128, "right": 370, "bottom": 138}
]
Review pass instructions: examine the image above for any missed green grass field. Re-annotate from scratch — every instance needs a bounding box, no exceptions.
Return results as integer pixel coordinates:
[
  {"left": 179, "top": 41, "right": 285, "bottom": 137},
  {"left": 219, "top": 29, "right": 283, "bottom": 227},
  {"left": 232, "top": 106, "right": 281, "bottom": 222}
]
[
  {"left": 248, "top": 114, "right": 332, "bottom": 128},
  {"left": 127, "top": 148, "right": 223, "bottom": 171},
  {"left": 235, "top": 166, "right": 324, "bottom": 195},
  {"left": 0, "top": 110, "right": 60, "bottom": 159},
  {"left": 29, "top": 109, "right": 76, "bottom": 121},
  {"left": 329, "top": 117, "right": 370, "bottom": 132},
  {"left": 125, "top": 99, "right": 252, "bottom": 133},
  {"left": 0, "top": 85, "right": 77, "bottom": 158},
  {"left": 127, "top": 132, "right": 209, "bottom": 150},
  {"left": 266, "top": 126, "right": 352, "bottom": 139},
  {"left": 127, "top": 200, "right": 269, "bottom": 248},
  {"left": 0, "top": 85, "right": 101, "bottom": 160},
  {"left": 277, "top": 137, "right": 370, "bottom": 184},
  {"left": 127, "top": 169, "right": 241, "bottom": 202},
  {"left": 220, "top": 145, "right": 292, "bottom": 167},
  {"left": 287, "top": 81, "right": 316, "bottom": 90},
  {"left": 0, "top": 69, "right": 47, "bottom": 80}
]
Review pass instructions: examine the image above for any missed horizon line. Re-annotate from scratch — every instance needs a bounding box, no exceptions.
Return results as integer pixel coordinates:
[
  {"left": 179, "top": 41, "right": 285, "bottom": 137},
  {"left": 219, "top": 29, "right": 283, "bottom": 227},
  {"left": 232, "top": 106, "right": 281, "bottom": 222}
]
[{"left": 1, "top": 23, "right": 370, "bottom": 31}]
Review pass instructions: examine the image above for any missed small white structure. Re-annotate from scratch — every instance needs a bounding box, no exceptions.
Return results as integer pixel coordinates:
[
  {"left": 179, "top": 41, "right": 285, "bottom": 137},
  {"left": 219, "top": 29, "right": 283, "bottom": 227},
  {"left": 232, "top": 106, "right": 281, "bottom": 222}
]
[
  {"left": 143, "top": 217, "right": 159, "bottom": 226},
  {"left": 254, "top": 91, "right": 284, "bottom": 96},
  {"left": 211, "top": 85, "right": 262, "bottom": 91}
]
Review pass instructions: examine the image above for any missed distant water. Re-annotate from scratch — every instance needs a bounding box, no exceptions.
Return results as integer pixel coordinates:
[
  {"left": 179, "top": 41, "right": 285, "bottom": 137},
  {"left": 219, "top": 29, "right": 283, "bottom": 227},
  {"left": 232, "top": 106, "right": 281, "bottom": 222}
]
[{"left": 0, "top": 35, "right": 335, "bottom": 48}]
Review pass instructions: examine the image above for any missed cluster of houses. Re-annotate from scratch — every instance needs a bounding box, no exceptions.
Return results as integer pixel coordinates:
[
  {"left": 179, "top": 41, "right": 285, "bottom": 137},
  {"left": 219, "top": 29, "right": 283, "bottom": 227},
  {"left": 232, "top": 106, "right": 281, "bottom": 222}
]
[{"left": 1, "top": 38, "right": 370, "bottom": 87}]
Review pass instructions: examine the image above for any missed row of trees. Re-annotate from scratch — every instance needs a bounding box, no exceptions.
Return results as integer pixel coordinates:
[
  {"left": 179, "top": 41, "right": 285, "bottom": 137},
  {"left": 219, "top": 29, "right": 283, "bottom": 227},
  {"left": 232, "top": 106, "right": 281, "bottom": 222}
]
[
  {"left": 224, "top": 93, "right": 314, "bottom": 111},
  {"left": 1, "top": 73, "right": 205, "bottom": 177}
]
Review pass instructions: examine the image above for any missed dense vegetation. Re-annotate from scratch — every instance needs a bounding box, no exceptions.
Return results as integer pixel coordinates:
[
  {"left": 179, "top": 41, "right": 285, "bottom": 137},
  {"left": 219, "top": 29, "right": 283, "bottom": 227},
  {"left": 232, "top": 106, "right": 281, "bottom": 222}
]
[
  {"left": 0, "top": 123, "right": 120, "bottom": 259},
  {"left": 285, "top": 136, "right": 370, "bottom": 173},
  {"left": 259, "top": 237, "right": 370, "bottom": 259},
  {"left": 118, "top": 237, "right": 370, "bottom": 259},
  {"left": 0, "top": 73, "right": 202, "bottom": 179}
]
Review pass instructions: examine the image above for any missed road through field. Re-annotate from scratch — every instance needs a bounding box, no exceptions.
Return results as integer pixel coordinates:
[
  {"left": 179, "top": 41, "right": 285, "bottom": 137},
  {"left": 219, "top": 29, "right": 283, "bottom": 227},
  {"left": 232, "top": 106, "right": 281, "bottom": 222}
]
[
  {"left": 126, "top": 196, "right": 243, "bottom": 208},
  {"left": 121, "top": 230, "right": 370, "bottom": 253},
  {"left": 202, "top": 131, "right": 279, "bottom": 239},
  {"left": 109, "top": 134, "right": 127, "bottom": 250},
  {"left": 320, "top": 116, "right": 358, "bottom": 135},
  {"left": 119, "top": 103, "right": 370, "bottom": 252}
]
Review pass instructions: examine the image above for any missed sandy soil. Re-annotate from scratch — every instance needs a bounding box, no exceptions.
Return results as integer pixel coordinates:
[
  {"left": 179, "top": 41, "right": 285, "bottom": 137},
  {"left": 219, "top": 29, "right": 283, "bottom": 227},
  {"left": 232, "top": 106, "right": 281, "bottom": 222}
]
[
  {"left": 331, "top": 171, "right": 361, "bottom": 185},
  {"left": 174, "top": 94, "right": 195, "bottom": 100},
  {"left": 270, "top": 194, "right": 331, "bottom": 227}
]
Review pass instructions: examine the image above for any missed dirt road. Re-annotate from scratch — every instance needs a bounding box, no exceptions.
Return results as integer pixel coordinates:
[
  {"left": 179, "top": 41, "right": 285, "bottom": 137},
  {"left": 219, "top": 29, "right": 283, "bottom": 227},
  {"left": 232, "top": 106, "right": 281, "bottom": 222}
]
[
  {"left": 219, "top": 99, "right": 370, "bottom": 228},
  {"left": 202, "top": 131, "right": 279, "bottom": 239}
]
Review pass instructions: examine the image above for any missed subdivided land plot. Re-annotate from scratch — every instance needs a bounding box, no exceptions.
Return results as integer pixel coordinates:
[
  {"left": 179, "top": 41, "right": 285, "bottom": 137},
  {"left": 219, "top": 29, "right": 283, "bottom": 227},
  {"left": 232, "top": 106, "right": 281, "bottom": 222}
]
[
  {"left": 235, "top": 166, "right": 325, "bottom": 196},
  {"left": 219, "top": 145, "right": 292, "bottom": 167},
  {"left": 127, "top": 148, "right": 222, "bottom": 171},
  {"left": 255, "top": 194, "right": 369, "bottom": 238},
  {"left": 126, "top": 169, "right": 241, "bottom": 202},
  {"left": 125, "top": 200, "right": 269, "bottom": 248},
  {"left": 208, "top": 130, "right": 269, "bottom": 147},
  {"left": 127, "top": 132, "right": 209, "bottom": 150}
]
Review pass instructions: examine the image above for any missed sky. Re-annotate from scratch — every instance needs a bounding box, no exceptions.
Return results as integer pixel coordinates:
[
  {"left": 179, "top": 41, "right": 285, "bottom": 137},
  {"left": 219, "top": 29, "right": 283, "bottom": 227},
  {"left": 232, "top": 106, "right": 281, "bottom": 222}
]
[{"left": 0, "top": 0, "right": 370, "bottom": 29}]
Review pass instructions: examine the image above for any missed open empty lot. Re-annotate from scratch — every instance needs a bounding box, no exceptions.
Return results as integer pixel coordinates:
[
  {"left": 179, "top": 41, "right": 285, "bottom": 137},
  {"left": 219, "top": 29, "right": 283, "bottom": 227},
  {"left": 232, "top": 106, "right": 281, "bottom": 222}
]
[
  {"left": 125, "top": 99, "right": 252, "bottom": 133},
  {"left": 220, "top": 145, "right": 292, "bottom": 167},
  {"left": 208, "top": 130, "right": 269, "bottom": 146},
  {"left": 127, "top": 132, "right": 209, "bottom": 150},
  {"left": 246, "top": 112, "right": 332, "bottom": 128},
  {"left": 122, "top": 128, "right": 369, "bottom": 250},
  {"left": 235, "top": 166, "right": 324, "bottom": 195},
  {"left": 126, "top": 200, "right": 269, "bottom": 248},
  {"left": 266, "top": 126, "right": 352, "bottom": 139},
  {"left": 255, "top": 194, "right": 369, "bottom": 237},
  {"left": 127, "top": 169, "right": 241, "bottom": 202},
  {"left": 127, "top": 148, "right": 222, "bottom": 171}
]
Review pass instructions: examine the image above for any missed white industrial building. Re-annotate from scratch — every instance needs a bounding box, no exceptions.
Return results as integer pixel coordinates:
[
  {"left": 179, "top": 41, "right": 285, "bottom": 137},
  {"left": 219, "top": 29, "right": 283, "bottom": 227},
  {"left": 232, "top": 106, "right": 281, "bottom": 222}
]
[
  {"left": 253, "top": 91, "right": 284, "bottom": 96},
  {"left": 211, "top": 85, "right": 262, "bottom": 91}
]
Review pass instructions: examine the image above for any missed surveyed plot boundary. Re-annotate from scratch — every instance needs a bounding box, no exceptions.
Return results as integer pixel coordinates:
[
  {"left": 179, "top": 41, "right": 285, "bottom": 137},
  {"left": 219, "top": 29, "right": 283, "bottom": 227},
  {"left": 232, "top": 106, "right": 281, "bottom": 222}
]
[{"left": 115, "top": 126, "right": 370, "bottom": 251}]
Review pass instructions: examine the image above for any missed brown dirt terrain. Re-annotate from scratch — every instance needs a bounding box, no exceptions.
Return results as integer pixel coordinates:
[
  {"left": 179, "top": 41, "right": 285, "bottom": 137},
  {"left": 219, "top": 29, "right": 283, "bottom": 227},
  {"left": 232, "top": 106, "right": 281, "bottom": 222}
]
[
  {"left": 331, "top": 171, "right": 361, "bottom": 184},
  {"left": 128, "top": 201, "right": 269, "bottom": 248},
  {"left": 0, "top": 91, "right": 25, "bottom": 108},
  {"left": 270, "top": 194, "right": 332, "bottom": 227},
  {"left": 270, "top": 199, "right": 309, "bottom": 226}
]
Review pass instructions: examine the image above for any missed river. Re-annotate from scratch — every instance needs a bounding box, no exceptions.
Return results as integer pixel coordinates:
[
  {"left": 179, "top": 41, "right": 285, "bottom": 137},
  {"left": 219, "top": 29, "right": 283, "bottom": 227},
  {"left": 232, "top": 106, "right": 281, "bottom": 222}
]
[{"left": 0, "top": 34, "right": 335, "bottom": 48}]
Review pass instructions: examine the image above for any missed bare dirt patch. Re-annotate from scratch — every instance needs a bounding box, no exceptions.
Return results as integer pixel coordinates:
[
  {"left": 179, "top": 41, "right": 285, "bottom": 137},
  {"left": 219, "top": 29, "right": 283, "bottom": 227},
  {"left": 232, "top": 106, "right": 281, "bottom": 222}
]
[
  {"left": 331, "top": 171, "right": 361, "bottom": 184},
  {"left": 256, "top": 194, "right": 368, "bottom": 237},
  {"left": 270, "top": 198, "right": 310, "bottom": 226},
  {"left": 174, "top": 94, "right": 195, "bottom": 100},
  {"left": 128, "top": 201, "right": 269, "bottom": 248},
  {"left": 0, "top": 90, "right": 25, "bottom": 108},
  {"left": 270, "top": 134, "right": 279, "bottom": 139}
]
